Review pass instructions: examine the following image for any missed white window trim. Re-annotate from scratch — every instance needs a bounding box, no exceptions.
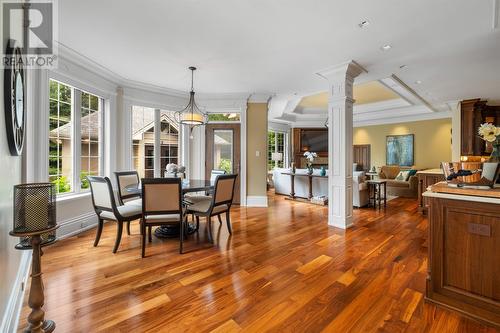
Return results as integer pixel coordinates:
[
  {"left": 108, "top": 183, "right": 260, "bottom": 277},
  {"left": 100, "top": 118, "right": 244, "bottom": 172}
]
[
  {"left": 49, "top": 79, "right": 106, "bottom": 198},
  {"left": 268, "top": 130, "right": 288, "bottom": 169}
]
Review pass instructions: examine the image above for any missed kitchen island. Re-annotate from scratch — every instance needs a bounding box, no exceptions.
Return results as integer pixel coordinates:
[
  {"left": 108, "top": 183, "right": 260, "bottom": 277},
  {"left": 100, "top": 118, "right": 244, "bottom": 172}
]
[{"left": 423, "top": 183, "right": 500, "bottom": 328}]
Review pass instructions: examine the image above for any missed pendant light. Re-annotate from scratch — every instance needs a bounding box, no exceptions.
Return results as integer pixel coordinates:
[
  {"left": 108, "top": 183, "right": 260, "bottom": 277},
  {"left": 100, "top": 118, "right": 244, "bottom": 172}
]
[{"left": 174, "top": 66, "right": 208, "bottom": 126}]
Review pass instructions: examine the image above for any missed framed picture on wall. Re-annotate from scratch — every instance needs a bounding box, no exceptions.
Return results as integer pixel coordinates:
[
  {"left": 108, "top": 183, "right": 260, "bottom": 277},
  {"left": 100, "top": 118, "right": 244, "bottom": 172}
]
[{"left": 386, "top": 134, "right": 414, "bottom": 166}]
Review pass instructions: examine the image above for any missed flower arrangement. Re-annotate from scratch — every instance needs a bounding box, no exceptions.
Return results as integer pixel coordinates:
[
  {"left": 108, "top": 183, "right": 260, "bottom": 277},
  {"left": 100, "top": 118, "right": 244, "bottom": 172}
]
[
  {"left": 303, "top": 151, "right": 318, "bottom": 174},
  {"left": 478, "top": 123, "right": 500, "bottom": 162}
]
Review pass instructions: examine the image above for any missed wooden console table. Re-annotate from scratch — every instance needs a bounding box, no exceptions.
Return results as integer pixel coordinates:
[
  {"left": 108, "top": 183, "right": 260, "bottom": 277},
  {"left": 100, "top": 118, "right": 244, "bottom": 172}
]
[{"left": 281, "top": 172, "right": 327, "bottom": 201}]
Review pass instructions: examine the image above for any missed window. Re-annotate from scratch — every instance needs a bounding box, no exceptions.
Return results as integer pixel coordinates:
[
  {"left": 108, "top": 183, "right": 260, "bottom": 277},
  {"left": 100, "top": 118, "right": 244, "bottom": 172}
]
[
  {"left": 131, "top": 107, "right": 180, "bottom": 178},
  {"left": 49, "top": 79, "right": 104, "bottom": 195},
  {"left": 80, "top": 92, "right": 101, "bottom": 190},
  {"left": 49, "top": 81, "right": 73, "bottom": 193},
  {"left": 268, "top": 130, "right": 286, "bottom": 170}
]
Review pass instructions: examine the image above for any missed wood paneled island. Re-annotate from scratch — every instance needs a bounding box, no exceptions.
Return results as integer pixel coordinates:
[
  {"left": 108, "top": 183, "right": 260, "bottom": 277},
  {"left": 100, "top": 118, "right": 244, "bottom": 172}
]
[{"left": 423, "top": 184, "right": 500, "bottom": 329}]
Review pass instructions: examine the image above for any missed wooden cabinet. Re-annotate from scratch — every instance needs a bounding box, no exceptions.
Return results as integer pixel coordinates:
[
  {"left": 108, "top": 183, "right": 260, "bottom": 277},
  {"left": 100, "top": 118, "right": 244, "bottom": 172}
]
[
  {"left": 461, "top": 99, "right": 500, "bottom": 156},
  {"left": 426, "top": 196, "right": 500, "bottom": 328},
  {"left": 417, "top": 170, "right": 445, "bottom": 214}
]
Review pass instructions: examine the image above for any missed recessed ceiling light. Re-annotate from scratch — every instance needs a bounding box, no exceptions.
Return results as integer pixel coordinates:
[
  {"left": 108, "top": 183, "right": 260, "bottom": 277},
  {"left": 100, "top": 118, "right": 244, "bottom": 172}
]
[
  {"left": 380, "top": 44, "right": 392, "bottom": 51},
  {"left": 358, "top": 20, "right": 370, "bottom": 28},
  {"left": 415, "top": 80, "right": 422, "bottom": 84},
  {"left": 399, "top": 65, "right": 407, "bottom": 69}
]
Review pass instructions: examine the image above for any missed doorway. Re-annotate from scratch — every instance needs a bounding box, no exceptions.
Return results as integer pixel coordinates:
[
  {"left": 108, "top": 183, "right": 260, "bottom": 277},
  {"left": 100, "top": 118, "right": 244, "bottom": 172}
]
[{"left": 205, "top": 123, "right": 241, "bottom": 204}]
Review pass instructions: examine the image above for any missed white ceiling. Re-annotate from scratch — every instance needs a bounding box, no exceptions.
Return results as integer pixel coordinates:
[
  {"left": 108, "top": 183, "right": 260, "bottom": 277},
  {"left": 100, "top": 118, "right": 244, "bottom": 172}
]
[{"left": 59, "top": 0, "right": 500, "bottom": 104}]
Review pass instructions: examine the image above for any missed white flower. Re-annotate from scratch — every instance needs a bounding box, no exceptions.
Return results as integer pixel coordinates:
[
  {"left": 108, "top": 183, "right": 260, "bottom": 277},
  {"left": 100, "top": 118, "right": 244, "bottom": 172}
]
[
  {"left": 303, "top": 151, "right": 317, "bottom": 162},
  {"left": 478, "top": 123, "right": 499, "bottom": 142}
]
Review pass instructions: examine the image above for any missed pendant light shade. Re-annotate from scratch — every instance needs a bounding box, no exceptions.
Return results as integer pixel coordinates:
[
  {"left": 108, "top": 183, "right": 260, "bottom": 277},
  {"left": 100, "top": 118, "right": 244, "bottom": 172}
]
[{"left": 174, "top": 67, "right": 208, "bottom": 126}]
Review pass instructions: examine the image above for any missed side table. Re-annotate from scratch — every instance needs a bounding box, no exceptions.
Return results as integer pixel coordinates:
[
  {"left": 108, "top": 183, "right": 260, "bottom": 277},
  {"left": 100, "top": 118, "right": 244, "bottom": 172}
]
[{"left": 367, "top": 180, "right": 387, "bottom": 209}]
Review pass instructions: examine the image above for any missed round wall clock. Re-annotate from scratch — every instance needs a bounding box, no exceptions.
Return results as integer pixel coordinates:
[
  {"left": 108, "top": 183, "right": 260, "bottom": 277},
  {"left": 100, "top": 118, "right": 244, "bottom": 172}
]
[{"left": 4, "top": 40, "right": 26, "bottom": 156}]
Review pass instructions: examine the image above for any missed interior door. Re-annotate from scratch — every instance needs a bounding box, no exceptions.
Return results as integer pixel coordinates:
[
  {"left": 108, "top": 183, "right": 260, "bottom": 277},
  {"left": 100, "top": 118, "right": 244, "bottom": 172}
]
[
  {"left": 353, "top": 144, "right": 371, "bottom": 171},
  {"left": 205, "top": 123, "right": 241, "bottom": 204}
]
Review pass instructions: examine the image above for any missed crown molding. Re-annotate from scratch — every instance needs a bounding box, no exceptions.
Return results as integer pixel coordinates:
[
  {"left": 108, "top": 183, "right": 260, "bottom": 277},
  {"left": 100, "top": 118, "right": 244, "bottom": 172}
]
[
  {"left": 248, "top": 93, "right": 273, "bottom": 103},
  {"left": 316, "top": 60, "right": 368, "bottom": 81}
]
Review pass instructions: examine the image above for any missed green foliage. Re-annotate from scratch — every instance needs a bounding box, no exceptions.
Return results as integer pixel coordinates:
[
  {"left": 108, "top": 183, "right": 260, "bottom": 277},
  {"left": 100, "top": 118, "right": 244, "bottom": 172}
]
[
  {"left": 218, "top": 158, "right": 232, "bottom": 174},
  {"left": 80, "top": 171, "right": 91, "bottom": 189},
  {"left": 52, "top": 176, "right": 71, "bottom": 193},
  {"left": 208, "top": 114, "right": 240, "bottom": 122}
]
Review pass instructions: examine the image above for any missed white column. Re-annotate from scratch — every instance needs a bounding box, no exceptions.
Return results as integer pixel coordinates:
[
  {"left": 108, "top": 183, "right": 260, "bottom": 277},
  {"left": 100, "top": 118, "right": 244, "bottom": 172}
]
[{"left": 319, "top": 61, "right": 365, "bottom": 229}]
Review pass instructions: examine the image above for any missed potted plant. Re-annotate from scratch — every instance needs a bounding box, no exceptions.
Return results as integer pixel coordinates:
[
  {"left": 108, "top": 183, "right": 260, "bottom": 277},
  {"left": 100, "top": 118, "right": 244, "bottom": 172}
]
[
  {"left": 478, "top": 123, "right": 500, "bottom": 162},
  {"left": 303, "top": 151, "right": 318, "bottom": 175}
]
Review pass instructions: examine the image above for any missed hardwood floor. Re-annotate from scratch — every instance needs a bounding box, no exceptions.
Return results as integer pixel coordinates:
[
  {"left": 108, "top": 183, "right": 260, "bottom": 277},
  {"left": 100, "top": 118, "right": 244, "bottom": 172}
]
[{"left": 19, "top": 193, "right": 499, "bottom": 332}]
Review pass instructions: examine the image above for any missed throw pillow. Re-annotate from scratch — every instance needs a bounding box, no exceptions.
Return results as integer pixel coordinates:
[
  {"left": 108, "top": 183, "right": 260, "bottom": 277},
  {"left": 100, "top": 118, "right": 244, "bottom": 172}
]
[
  {"left": 395, "top": 170, "right": 411, "bottom": 181},
  {"left": 408, "top": 169, "right": 417, "bottom": 177}
]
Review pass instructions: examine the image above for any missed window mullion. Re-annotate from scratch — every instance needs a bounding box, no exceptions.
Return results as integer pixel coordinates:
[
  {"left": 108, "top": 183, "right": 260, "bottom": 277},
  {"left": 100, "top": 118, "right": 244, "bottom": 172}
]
[
  {"left": 154, "top": 108, "right": 161, "bottom": 177},
  {"left": 73, "top": 89, "right": 82, "bottom": 193}
]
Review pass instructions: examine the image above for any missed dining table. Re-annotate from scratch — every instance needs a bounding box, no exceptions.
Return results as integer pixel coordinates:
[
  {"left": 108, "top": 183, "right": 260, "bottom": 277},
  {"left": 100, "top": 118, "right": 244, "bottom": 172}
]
[{"left": 125, "top": 179, "right": 215, "bottom": 238}]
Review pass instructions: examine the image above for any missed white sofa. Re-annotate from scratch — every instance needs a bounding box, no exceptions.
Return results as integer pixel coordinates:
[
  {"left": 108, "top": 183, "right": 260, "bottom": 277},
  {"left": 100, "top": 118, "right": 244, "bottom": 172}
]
[{"left": 273, "top": 167, "right": 369, "bottom": 208}]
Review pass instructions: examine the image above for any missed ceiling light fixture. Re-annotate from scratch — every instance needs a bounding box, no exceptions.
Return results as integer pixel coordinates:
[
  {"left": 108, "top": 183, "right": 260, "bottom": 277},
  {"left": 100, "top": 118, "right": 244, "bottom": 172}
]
[
  {"left": 380, "top": 44, "right": 392, "bottom": 51},
  {"left": 174, "top": 66, "right": 208, "bottom": 127},
  {"left": 399, "top": 65, "right": 407, "bottom": 69},
  {"left": 415, "top": 80, "right": 422, "bottom": 85},
  {"left": 358, "top": 20, "right": 370, "bottom": 28}
]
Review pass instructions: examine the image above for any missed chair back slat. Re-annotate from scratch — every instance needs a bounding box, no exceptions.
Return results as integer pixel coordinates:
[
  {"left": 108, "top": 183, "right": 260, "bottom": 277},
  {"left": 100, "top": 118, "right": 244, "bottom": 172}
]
[
  {"left": 214, "top": 174, "right": 237, "bottom": 205},
  {"left": 210, "top": 170, "right": 226, "bottom": 182},
  {"left": 88, "top": 176, "right": 115, "bottom": 210},
  {"left": 115, "top": 171, "right": 140, "bottom": 203},
  {"left": 142, "top": 178, "right": 182, "bottom": 215}
]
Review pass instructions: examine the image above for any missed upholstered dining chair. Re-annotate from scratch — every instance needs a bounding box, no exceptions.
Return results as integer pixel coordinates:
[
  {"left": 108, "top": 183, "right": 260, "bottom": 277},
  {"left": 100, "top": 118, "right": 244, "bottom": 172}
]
[
  {"left": 87, "top": 176, "right": 142, "bottom": 253},
  {"left": 185, "top": 170, "right": 226, "bottom": 204},
  {"left": 115, "top": 171, "right": 142, "bottom": 235},
  {"left": 186, "top": 174, "right": 237, "bottom": 243},
  {"left": 141, "top": 177, "right": 187, "bottom": 257}
]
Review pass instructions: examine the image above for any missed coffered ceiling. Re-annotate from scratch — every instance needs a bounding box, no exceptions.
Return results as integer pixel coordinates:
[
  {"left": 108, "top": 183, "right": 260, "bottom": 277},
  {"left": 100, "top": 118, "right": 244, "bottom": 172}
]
[{"left": 58, "top": 0, "right": 500, "bottom": 106}]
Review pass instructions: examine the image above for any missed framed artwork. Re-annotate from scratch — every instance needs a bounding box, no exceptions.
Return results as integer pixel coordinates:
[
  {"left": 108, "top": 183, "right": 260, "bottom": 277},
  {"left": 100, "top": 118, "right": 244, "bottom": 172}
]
[{"left": 386, "top": 134, "right": 414, "bottom": 166}]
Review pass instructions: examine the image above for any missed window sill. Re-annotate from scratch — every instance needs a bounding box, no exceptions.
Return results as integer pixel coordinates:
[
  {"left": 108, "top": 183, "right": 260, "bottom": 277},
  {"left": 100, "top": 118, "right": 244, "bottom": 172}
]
[{"left": 56, "top": 192, "right": 91, "bottom": 203}]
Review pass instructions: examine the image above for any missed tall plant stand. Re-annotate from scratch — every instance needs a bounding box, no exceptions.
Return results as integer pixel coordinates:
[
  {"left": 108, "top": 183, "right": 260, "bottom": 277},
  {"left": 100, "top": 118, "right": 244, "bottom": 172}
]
[{"left": 10, "top": 226, "right": 58, "bottom": 333}]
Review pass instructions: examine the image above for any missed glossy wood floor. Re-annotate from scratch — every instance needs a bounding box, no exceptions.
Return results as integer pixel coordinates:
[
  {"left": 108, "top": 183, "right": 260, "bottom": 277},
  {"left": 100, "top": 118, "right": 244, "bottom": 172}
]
[{"left": 19, "top": 193, "right": 499, "bottom": 332}]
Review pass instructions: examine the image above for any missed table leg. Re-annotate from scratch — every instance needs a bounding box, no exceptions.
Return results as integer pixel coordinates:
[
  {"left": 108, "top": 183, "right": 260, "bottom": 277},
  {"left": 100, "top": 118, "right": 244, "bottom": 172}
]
[
  {"left": 377, "top": 184, "right": 381, "bottom": 209},
  {"left": 308, "top": 175, "right": 313, "bottom": 200},
  {"left": 383, "top": 183, "right": 387, "bottom": 207},
  {"left": 290, "top": 174, "right": 295, "bottom": 200}
]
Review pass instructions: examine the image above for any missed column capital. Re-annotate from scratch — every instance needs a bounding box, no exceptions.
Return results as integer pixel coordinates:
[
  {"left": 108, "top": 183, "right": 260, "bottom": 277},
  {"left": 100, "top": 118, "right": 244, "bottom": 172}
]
[{"left": 316, "top": 60, "right": 367, "bottom": 82}]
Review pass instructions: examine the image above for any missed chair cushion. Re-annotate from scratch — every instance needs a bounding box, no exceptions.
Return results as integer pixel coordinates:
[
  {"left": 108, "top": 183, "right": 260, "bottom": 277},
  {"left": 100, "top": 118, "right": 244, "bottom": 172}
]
[
  {"left": 187, "top": 197, "right": 228, "bottom": 214},
  {"left": 124, "top": 198, "right": 142, "bottom": 207},
  {"left": 144, "top": 214, "right": 181, "bottom": 223},
  {"left": 184, "top": 195, "right": 212, "bottom": 204},
  {"left": 100, "top": 204, "right": 141, "bottom": 220}
]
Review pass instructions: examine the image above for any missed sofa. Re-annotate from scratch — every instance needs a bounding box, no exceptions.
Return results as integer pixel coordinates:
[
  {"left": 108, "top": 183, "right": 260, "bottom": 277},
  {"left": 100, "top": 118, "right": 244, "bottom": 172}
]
[
  {"left": 378, "top": 165, "right": 419, "bottom": 198},
  {"left": 273, "top": 167, "right": 369, "bottom": 207}
]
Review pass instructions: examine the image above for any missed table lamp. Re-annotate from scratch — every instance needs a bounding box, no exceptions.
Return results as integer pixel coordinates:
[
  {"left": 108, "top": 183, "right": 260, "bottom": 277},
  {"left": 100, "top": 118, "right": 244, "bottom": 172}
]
[{"left": 10, "top": 183, "right": 58, "bottom": 333}]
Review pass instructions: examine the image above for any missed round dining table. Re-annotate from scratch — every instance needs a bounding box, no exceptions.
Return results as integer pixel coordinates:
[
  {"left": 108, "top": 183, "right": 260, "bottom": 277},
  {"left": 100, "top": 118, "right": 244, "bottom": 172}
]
[{"left": 125, "top": 179, "right": 215, "bottom": 238}]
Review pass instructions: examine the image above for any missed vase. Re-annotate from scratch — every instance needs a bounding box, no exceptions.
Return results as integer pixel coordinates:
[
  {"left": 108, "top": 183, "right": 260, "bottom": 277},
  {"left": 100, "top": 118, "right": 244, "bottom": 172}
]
[
  {"left": 307, "top": 166, "right": 313, "bottom": 175},
  {"left": 320, "top": 166, "right": 326, "bottom": 176},
  {"left": 489, "top": 143, "right": 500, "bottom": 163}
]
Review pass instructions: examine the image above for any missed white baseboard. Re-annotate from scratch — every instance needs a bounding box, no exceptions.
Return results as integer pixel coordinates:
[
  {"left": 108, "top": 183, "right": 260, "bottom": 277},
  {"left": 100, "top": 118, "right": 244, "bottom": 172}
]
[
  {"left": 57, "top": 212, "right": 98, "bottom": 239},
  {"left": 246, "top": 196, "right": 268, "bottom": 207},
  {"left": 0, "top": 251, "right": 31, "bottom": 333}
]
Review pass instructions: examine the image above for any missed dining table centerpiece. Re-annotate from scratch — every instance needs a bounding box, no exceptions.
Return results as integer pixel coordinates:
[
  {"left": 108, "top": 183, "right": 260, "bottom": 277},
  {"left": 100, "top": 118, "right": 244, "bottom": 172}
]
[
  {"left": 478, "top": 123, "right": 500, "bottom": 163},
  {"left": 303, "top": 151, "right": 318, "bottom": 175}
]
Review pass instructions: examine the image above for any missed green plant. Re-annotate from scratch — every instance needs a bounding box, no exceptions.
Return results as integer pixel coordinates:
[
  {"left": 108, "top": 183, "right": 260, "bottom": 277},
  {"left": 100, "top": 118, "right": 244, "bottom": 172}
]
[
  {"left": 80, "top": 171, "right": 91, "bottom": 189},
  {"left": 218, "top": 158, "right": 232, "bottom": 174},
  {"left": 52, "top": 176, "right": 71, "bottom": 193}
]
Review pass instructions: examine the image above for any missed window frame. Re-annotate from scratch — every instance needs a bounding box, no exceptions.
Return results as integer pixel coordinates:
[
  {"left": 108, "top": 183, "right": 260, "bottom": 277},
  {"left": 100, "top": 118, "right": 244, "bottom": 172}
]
[
  {"left": 267, "top": 130, "right": 288, "bottom": 171},
  {"left": 48, "top": 79, "right": 105, "bottom": 197}
]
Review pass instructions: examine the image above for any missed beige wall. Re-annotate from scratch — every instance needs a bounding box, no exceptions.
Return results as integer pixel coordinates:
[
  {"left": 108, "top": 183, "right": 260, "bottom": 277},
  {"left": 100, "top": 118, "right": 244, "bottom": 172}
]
[
  {"left": 353, "top": 118, "right": 452, "bottom": 170},
  {"left": 246, "top": 103, "right": 268, "bottom": 197},
  {"left": 0, "top": 13, "right": 24, "bottom": 328}
]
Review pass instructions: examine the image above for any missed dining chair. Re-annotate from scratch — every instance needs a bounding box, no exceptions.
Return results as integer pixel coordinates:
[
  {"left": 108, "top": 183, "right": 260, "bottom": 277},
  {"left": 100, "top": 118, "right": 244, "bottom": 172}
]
[
  {"left": 115, "top": 171, "right": 142, "bottom": 235},
  {"left": 88, "top": 176, "right": 142, "bottom": 253},
  {"left": 186, "top": 174, "right": 237, "bottom": 243},
  {"left": 185, "top": 169, "right": 226, "bottom": 204},
  {"left": 141, "top": 177, "right": 187, "bottom": 257}
]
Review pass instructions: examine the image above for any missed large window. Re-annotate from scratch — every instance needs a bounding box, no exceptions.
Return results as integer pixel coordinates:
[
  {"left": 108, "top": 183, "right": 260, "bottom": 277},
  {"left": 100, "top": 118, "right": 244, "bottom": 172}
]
[
  {"left": 49, "top": 79, "right": 104, "bottom": 195},
  {"left": 268, "top": 130, "right": 286, "bottom": 170},
  {"left": 132, "top": 107, "right": 179, "bottom": 178}
]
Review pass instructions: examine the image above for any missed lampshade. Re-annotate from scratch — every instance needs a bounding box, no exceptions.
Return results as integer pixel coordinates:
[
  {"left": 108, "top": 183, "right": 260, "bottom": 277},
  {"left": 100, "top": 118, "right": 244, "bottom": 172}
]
[
  {"left": 12, "top": 183, "right": 57, "bottom": 248},
  {"left": 272, "top": 152, "right": 283, "bottom": 162},
  {"left": 174, "top": 67, "right": 208, "bottom": 126}
]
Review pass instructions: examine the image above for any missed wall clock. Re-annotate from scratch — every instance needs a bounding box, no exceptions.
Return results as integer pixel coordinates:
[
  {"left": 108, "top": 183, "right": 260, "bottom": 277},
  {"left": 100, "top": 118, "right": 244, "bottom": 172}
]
[{"left": 4, "top": 39, "right": 26, "bottom": 156}]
